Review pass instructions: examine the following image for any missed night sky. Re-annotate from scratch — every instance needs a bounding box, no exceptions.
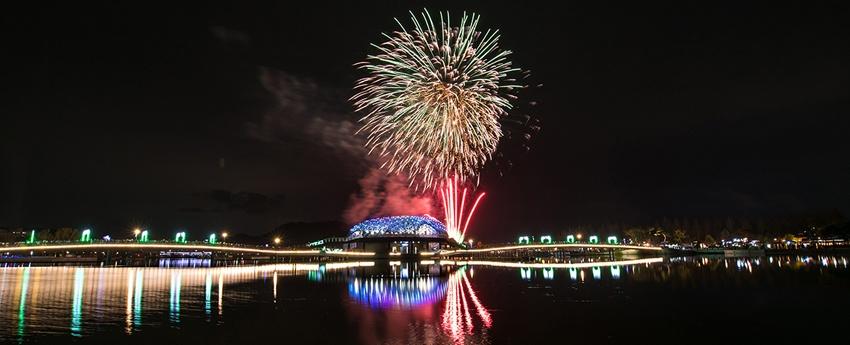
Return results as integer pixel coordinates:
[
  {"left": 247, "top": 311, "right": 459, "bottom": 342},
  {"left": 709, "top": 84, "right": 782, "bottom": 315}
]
[{"left": 3, "top": 1, "right": 849, "bottom": 241}]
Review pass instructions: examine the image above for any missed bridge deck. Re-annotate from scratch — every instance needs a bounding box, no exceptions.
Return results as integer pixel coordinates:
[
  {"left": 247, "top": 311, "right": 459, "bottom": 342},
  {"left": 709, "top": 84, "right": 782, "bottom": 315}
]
[
  {"left": 438, "top": 243, "right": 662, "bottom": 256},
  {"left": 0, "top": 243, "right": 374, "bottom": 257}
]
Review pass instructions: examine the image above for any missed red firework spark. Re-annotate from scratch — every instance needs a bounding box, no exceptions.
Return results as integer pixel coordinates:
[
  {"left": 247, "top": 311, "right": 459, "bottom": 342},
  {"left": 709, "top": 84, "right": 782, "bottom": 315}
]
[{"left": 440, "top": 177, "right": 486, "bottom": 244}]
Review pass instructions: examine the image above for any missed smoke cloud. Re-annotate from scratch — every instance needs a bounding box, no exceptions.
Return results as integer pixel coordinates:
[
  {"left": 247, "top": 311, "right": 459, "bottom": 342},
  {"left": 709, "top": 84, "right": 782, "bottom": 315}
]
[
  {"left": 343, "top": 168, "right": 435, "bottom": 224},
  {"left": 245, "top": 68, "right": 434, "bottom": 224}
]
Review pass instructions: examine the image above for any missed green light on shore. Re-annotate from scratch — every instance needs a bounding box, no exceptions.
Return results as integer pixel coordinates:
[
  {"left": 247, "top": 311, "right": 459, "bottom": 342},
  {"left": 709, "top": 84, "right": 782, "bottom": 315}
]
[
  {"left": 589, "top": 235, "right": 599, "bottom": 244},
  {"left": 566, "top": 235, "right": 576, "bottom": 243},
  {"left": 208, "top": 234, "right": 217, "bottom": 245},
  {"left": 518, "top": 236, "right": 530, "bottom": 244},
  {"left": 540, "top": 235, "right": 552, "bottom": 244},
  {"left": 139, "top": 230, "right": 149, "bottom": 243},
  {"left": 175, "top": 232, "right": 187, "bottom": 243},
  {"left": 80, "top": 229, "right": 91, "bottom": 243}
]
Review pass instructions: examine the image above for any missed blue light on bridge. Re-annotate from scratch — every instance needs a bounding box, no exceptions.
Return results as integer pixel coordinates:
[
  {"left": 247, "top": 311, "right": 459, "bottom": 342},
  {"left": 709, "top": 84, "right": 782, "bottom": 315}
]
[
  {"left": 607, "top": 236, "right": 618, "bottom": 244},
  {"left": 139, "top": 230, "right": 149, "bottom": 243},
  {"left": 175, "top": 232, "right": 187, "bottom": 243},
  {"left": 26, "top": 230, "right": 36, "bottom": 244},
  {"left": 589, "top": 235, "right": 599, "bottom": 244},
  {"left": 518, "top": 236, "right": 530, "bottom": 244},
  {"left": 208, "top": 234, "right": 217, "bottom": 245},
  {"left": 540, "top": 235, "right": 552, "bottom": 244},
  {"left": 566, "top": 235, "right": 576, "bottom": 243}
]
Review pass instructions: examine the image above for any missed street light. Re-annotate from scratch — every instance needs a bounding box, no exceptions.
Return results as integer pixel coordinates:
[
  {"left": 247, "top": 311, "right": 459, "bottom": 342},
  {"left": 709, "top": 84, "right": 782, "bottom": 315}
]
[
  {"left": 133, "top": 228, "right": 141, "bottom": 239},
  {"left": 273, "top": 237, "right": 282, "bottom": 245},
  {"left": 222, "top": 232, "right": 229, "bottom": 241}
]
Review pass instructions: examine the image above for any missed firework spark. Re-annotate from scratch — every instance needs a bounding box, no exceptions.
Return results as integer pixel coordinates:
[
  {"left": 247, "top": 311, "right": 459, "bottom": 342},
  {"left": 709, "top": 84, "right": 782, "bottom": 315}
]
[
  {"left": 352, "top": 10, "right": 523, "bottom": 190},
  {"left": 440, "top": 176, "right": 485, "bottom": 244}
]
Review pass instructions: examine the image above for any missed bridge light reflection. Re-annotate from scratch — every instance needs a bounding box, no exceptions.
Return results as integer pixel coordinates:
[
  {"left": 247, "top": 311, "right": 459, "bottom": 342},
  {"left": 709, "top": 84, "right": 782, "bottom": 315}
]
[
  {"left": 71, "top": 268, "right": 84, "bottom": 336},
  {"left": 217, "top": 272, "right": 223, "bottom": 316},
  {"left": 169, "top": 272, "right": 181, "bottom": 324},
  {"left": 205, "top": 272, "right": 212, "bottom": 316},
  {"left": 569, "top": 267, "right": 578, "bottom": 281},
  {"left": 542, "top": 267, "right": 554, "bottom": 280},
  {"left": 71, "top": 267, "right": 85, "bottom": 337},
  {"left": 611, "top": 265, "right": 621, "bottom": 279},
  {"left": 272, "top": 272, "right": 278, "bottom": 303},
  {"left": 18, "top": 267, "right": 31, "bottom": 338},
  {"left": 520, "top": 267, "right": 531, "bottom": 280},
  {"left": 125, "top": 270, "right": 133, "bottom": 334},
  {"left": 592, "top": 266, "right": 601, "bottom": 280}
]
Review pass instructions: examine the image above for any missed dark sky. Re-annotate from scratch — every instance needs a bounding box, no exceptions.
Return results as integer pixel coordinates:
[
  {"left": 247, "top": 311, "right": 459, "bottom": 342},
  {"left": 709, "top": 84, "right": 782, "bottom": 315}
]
[{"left": 3, "top": 1, "right": 849, "bottom": 241}]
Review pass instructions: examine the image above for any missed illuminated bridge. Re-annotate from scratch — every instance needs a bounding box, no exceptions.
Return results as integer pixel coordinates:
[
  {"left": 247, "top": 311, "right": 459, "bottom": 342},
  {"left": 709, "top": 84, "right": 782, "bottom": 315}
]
[
  {"left": 0, "top": 242, "right": 374, "bottom": 265},
  {"left": 433, "top": 243, "right": 663, "bottom": 259}
]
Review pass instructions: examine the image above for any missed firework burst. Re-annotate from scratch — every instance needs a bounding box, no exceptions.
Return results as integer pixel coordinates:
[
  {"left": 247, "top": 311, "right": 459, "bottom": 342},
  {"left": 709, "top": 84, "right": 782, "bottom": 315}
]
[{"left": 352, "top": 9, "right": 523, "bottom": 190}]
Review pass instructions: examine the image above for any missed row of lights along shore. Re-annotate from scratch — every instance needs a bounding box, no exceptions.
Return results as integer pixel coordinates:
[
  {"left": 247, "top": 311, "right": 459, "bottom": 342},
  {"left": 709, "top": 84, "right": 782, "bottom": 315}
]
[
  {"left": 22, "top": 228, "right": 283, "bottom": 246},
  {"left": 517, "top": 234, "right": 619, "bottom": 245}
]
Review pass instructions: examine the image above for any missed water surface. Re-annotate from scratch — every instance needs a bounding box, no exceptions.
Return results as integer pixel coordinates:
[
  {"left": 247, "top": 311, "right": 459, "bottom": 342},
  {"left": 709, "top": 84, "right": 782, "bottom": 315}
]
[{"left": 1, "top": 256, "right": 847, "bottom": 344}]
